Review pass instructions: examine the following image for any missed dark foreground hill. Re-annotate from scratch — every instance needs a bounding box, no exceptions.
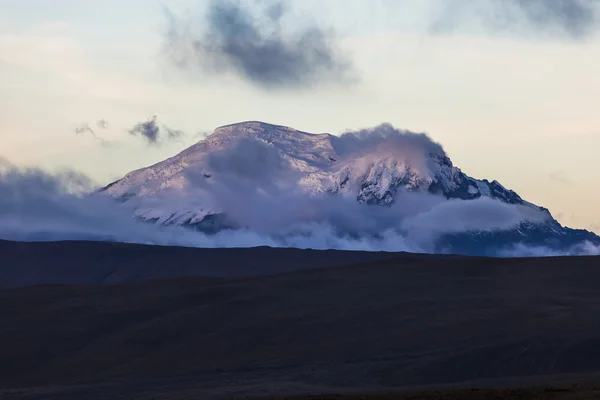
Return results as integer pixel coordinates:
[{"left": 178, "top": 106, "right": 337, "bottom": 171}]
[
  {"left": 2, "top": 242, "right": 600, "bottom": 399},
  {"left": 0, "top": 239, "right": 409, "bottom": 288}
]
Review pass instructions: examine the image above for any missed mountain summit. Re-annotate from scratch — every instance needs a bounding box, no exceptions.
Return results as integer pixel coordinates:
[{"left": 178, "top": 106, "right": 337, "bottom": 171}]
[
  {"left": 99, "top": 121, "right": 599, "bottom": 256},
  {"left": 101, "top": 121, "right": 529, "bottom": 209}
]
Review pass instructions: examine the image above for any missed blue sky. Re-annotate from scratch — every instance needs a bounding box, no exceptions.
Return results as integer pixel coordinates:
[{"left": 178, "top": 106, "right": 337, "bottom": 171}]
[{"left": 1, "top": 0, "right": 599, "bottom": 232}]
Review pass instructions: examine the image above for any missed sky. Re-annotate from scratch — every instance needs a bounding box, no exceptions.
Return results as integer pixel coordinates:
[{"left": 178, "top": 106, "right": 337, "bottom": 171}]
[{"left": 0, "top": 0, "right": 599, "bottom": 233}]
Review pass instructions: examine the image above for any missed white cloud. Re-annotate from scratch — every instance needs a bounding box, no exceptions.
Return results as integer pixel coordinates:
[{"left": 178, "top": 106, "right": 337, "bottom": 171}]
[
  {"left": 499, "top": 241, "right": 600, "bottom": 257},
  {"left": 0, "top": 159, "right": 553, "bottom": 256}
]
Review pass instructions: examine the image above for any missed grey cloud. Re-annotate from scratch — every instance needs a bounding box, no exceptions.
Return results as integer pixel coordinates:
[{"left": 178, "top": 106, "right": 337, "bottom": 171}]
[
  {"left": 4, "top": 130, "right": 534, "bottom": 254},
  {"left": 202, "top": 137, "right": 289, "bottom": 204},
  {"left": 74, "top": 122, "right": 97, "bottom": 137},
  {"left": 129, "top": 115, "right": 160, "bottom": 144},
  {"left": 128, "top": 116, "right": 187, "bottom": 146},
  {"left": 331, "top": 123, "right": 448, "bottom": 177},
  {"left": 0, "top": 162, "right": 209, "bottom": 245},
  {"left": 183, "top": 173, "right": 546, "bottom": 253},
  {"left": 165, "top": 127, "right": 185, "bottom": 140},
  {"left": 96, "top": 119, "right": 110, "bottom": 130},
  {"left": 193, "top": 130, "right": 545, "bottom": 250},
  {"left": 0, "top": 158, "right": 587, "bottom": 256},
  {"left": 74, "top": 122, "right": 111, "bottom": 147},
  {"left": 207, "top": 138, "right": 285, "bottom": 180},
  {"left": 163, "top": 0, "right": 356, "bottom": 89},
  {"left": 432, "top": 0, "right": 600, "bottom": 39},
  {"left": 334, "top": 123, "right": 446, "bottom": 158}
]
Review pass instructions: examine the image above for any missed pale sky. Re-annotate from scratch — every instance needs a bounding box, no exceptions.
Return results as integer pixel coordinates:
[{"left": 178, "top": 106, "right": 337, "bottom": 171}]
[{"left": 1, "top": 0, "right": 599, "bottom": 232}]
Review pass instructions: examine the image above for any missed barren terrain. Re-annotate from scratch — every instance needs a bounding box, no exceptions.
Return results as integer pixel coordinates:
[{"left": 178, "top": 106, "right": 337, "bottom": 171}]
[{"left": 1, "top": 241, "right": 600, "bottom": 399}]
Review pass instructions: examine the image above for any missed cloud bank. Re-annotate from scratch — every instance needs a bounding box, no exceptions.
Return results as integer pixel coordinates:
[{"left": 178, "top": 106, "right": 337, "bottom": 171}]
[
  {"left": 176, "top": 132, "right": 550, "bottom": 252},
  {"left": 163, "top": 0, "right": 355, "bottom": 89},
  {"left": 1, "top": 121, "right": 597, "bottom": 258},
  {"left": 0, "top": 158, "right": 542, "bottom": 254},
  {"left": 2, "top": 159, "right": 594, "bottom": 257}
]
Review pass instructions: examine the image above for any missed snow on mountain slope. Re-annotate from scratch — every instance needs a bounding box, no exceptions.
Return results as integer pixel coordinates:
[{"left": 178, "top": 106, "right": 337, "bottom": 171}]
[
  {"left": 92, "top": 121, "right": 600, "bottom": 255},
  {"left": 99, "top": 121, "right": 539, "bottom": 225}
]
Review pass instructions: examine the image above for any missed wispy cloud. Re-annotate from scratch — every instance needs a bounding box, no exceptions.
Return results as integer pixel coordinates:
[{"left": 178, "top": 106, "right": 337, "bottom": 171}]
[
  {"left": 499, "top": 240, "right": 600, "bottom": 257},
  {"left": 164, "top": 127, "right": 185, "bottom": 140},
  {"left": 96, "top": 119, "right": 109, "bottom": 130},
  {"left": 163, "top": 0, "right": 356, "bottom": 89},
  {"left": 432, "top": 0, "right": 600, "bottom": 40},
  {"left": 549, "top": 170, "right": 574, "bottom": 184},
  {"left": 194, "top": 131, "right": 212, "bottom": 140},
  {"left": 74, "top": 122, "right": 111, "bottom": 147}
]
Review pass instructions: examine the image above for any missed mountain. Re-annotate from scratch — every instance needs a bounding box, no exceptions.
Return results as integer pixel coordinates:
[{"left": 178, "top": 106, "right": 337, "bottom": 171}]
[{"left": 97, "top": 121, "right": 600, "bottom": 256}]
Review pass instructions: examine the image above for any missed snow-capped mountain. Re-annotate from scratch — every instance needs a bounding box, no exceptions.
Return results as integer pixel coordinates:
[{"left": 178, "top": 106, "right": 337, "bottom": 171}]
[
  {"left": 101, "top": 121, "right": 532, "bottom": 215},
  {"left": 98, "top": 121, "right": 599, "bottom": 255}
]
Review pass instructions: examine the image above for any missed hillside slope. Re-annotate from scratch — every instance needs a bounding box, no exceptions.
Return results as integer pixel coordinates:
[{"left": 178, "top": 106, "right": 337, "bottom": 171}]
[{"left": 3, "top": 251, "right": 600, "bottom": 399}]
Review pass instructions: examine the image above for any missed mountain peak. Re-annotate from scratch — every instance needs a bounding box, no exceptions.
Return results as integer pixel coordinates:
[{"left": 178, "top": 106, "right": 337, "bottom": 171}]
[
  {"left": 99, "top": 121, "right": 554, "bottom": 229},
  {"left": 91, "top": 121, "right": 600, "bottom": 255},
  {"left": 215, "top": 120, "right": 292, "bottom": 131},
  {"left": 211, "top": 121, "right": 322, "bottom": 140}
]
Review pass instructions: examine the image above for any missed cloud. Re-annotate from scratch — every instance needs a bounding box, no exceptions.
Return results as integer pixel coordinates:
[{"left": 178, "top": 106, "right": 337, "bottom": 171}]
[
  {"left": 498, "top": 241, "right": 600, "bottom": 257},
  {"left": 549, "top": 170, "right": 574, "bottom": 184},
  {"left": 0, "top": 160, "right": 215, "bottom": 246},
  {"left": 96, "top": 119, "right": 110, "bottom": 130},
  {"left": 207, "top": 137, "right": 287, "bottom": 184},
  {"left": 74, "top": 122, "right": 111, "bottom": 147},
  {"left": 0, "top": 151, "right": 549, "bottom": 255},
  {"left": 165, "top": 127, "right": 185, "bottom": 140},
  {"left": 401, "top": 196, "right": 548, "bottom": 244},
  {"left": 195, "top": 131, "right": 212, "bottom": 140},
  {"left": 163, "top": 0, "right": 356, "bottom": 89},
  {"left": 128, "top": 115, "right": 186, "bottom": 146},
  {"left": 0, "top": 158, "right": 401, "bottom": 249},
  {"left": 432, "top": 0, "right": 600, "bottom": 39},
  {"left": 172, "top": 130, "right": 549, "bottom": 252},
  {"left": 74, "top": 122, "right": 96, "bottom": 137},
  {"left": 0, "top": 123, "right": 593, "bottom": 258},
  {"left": 129, "top": 115, "right": 160, "bottom": 144},
  {"left": 333, "top": 123, "right": 446, "bottom": 160},
  {"left": 208, "top": 181, "right": 547, "bottom": 253}
]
